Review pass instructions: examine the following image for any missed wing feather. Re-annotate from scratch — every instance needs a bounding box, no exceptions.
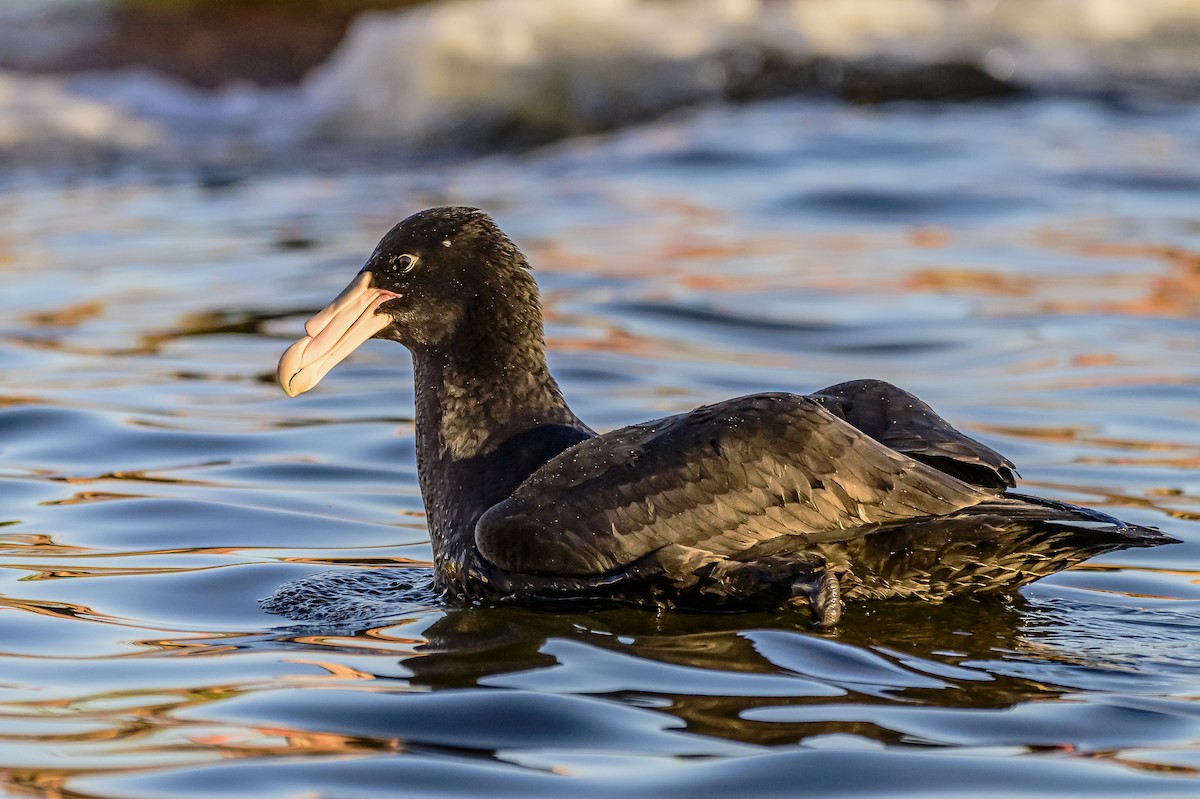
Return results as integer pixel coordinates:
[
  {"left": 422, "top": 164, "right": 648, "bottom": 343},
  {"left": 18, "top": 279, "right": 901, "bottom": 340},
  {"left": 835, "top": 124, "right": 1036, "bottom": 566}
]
[
  {"left": 476, "top": 392, "right": 990, "bottom": 577},
  {"left": 811, "top": 379, "right": 1017, "bottom": 489}
]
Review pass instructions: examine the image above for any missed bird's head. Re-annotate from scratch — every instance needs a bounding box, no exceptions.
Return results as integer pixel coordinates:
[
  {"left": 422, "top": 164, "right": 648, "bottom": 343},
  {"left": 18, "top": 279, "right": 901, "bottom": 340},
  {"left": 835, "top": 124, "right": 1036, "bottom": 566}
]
[{"left": 277, "top": 206, "right": 536, "bottom": 397}]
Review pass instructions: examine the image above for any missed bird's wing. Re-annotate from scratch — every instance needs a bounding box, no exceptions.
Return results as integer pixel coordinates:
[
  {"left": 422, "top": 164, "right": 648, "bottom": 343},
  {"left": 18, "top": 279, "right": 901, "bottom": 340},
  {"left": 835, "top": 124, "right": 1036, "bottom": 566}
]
[
  {"left": 809, "top": 379, "right": 1017, "bottom": 490},
  {"left": 474, "top": 392, "right": 990, "bottom": 578}
]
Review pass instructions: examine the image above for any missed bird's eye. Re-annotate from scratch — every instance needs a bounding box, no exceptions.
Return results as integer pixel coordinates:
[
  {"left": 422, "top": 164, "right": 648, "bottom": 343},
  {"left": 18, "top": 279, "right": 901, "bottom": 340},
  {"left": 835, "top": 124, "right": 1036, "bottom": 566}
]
[{"left": 395, "top": 254, "right": 419, "bottom": 273}]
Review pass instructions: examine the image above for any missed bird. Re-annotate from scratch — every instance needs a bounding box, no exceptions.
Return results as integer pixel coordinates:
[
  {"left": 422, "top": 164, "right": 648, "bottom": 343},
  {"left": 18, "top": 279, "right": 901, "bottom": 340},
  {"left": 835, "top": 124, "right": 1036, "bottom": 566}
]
[{"left": 277, "top": 206, "right": 1177, "bottom": 625}]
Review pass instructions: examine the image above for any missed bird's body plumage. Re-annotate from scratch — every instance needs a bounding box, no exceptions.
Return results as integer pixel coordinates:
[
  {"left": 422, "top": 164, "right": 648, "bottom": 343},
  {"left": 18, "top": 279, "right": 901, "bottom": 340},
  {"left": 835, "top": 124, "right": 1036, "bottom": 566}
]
[{"left": 278, "top": 207, "right": 1177, "bottom": 624}]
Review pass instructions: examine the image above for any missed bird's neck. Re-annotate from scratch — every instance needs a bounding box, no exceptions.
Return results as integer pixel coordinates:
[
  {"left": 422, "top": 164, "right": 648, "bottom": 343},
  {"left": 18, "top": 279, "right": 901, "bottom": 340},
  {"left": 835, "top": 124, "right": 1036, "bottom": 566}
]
[{"left": 409, "top": 317, "right": 588, "bottom": 576}]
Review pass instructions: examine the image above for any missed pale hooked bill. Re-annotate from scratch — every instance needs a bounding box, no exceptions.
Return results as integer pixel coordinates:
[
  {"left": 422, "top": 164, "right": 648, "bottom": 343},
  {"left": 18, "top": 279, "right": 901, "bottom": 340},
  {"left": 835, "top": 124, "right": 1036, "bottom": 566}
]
[{"left": 277, "top": 271, "right": 400, "bottom": 397}]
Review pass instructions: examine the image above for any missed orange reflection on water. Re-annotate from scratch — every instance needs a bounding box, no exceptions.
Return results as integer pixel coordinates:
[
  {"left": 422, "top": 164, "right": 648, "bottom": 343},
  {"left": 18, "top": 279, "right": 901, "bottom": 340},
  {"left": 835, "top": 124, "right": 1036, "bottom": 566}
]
[
  {"left": 285, "top": 634, "right": 423, "bottom": 656},
  {"left": 1041, "top": 235, "right": 1200, "bottom": 317},
  {"left": 1109, "top": 757, "right": 1200, "bottom": 779},
  {"left": 129, "top": 636, "right": 248, "bottom": 658},
  {"left": 0, "top": 534, "right": 90, "bottom": 556},
  {"left": 905, "top": 268, "right": 1034, "bottom": 296},
  {"left": 187, "top": 724, "right": 403, "bottom": 758},
  {"left": 546, "top": 317, "right": 786, "bottom": 368},
  {"left": 279, "top": 556, "right": 431, "bottom": 567},
  {"left": 56, "top": 470, "right": 215, "bottom": 488},
  {"left": 975, "top": 423, "right": 1200, "bottom": 456},
  {"left": 3, "top": 561, "right": 230, "bottom": 582},
  {"left": 1020, "top": 478, "right": 1200, "bottom": 522},
  {"left": 280, "top": 658, "right": 378, "bottom": 682},
  {"left": 23, "top": 301, "right": 105, "bottom": 328},
  {"left": 40, "top": 491, "right": 150, "bottom": 507},
  {"left": 0, "top": 597, "right": 107, "bottom": 624}
]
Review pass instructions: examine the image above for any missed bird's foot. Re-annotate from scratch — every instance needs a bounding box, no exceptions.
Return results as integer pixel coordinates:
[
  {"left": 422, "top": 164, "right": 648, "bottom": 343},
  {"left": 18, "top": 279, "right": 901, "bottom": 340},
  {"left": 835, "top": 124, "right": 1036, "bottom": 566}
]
[{"left": 790, "top": 569, "right": 843, "bottom": 628}]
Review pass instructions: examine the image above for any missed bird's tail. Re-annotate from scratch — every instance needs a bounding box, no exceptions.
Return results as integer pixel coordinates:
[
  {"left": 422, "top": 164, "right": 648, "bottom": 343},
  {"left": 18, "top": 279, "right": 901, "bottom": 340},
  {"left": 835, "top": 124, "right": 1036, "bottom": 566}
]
[
  {"left": 984, "top": 492, "right": 1178, "bottom": 549},
  {"left": 826, "top": 493, "right": 1179, "bottom": 603}
]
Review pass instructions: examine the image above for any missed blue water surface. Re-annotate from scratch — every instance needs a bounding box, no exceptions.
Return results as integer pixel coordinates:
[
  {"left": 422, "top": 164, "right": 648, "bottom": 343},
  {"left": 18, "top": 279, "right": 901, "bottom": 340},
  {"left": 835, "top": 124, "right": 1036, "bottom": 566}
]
[{"left": 1, "top": 96, "right": 1200, "bottom": 797}]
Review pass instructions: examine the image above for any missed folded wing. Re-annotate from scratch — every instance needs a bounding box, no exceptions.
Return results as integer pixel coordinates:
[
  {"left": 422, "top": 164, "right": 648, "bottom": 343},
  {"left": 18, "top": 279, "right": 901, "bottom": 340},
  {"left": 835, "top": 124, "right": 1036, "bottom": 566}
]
[
  {"left": 475, "top": 392, "right": 992, "bottom": 578},
  {"left": 810, "top": 379, "right": 1017, "bottom": 490}
]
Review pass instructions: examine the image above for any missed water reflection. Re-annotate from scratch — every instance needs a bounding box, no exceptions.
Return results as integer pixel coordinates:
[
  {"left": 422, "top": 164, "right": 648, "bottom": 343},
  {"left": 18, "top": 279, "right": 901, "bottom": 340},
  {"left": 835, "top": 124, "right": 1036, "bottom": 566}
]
[
  {"left": 19, "top": 588, "right": 1127, "bottom": 799},
  {"left": 237, "top": 581, "right": 1196, "bottom": 757}
]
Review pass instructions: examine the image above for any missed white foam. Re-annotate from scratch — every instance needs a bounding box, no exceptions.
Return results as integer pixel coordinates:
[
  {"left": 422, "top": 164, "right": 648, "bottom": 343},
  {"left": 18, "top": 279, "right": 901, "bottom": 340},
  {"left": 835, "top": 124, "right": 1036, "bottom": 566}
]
[
  {"left": 0, "top": 70, "right": 161, "bottom": 163},
  {"left": 2, "top": 0, "right": 1200, "bottom": 169},
  {"left": 295, "top": 0, "right": 763, "bottom": 146},
  {"left": 294, "top": 0, "right": 1200, "bottom": 147}
]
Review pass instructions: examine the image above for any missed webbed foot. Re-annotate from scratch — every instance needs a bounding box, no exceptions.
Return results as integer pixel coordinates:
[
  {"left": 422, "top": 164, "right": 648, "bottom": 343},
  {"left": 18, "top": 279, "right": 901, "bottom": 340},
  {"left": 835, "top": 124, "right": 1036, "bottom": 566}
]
[{"left": 790, "top": 569, "right": 843, "bottom": 627}]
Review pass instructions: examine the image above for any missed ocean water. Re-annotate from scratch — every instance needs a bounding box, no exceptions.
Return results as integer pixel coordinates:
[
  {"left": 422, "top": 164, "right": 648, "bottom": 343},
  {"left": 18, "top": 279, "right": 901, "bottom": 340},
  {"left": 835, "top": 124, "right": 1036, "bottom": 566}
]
[{"left": 2, "top": 1, "right": 1200, "bottom": 797}]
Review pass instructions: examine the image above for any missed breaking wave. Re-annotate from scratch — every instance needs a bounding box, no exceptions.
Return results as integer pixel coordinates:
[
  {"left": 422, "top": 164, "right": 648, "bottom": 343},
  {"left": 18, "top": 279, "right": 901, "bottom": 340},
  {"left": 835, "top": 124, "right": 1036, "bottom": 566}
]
[{"left": 3, "top": 0, "right": 1200, "bottom": 171}]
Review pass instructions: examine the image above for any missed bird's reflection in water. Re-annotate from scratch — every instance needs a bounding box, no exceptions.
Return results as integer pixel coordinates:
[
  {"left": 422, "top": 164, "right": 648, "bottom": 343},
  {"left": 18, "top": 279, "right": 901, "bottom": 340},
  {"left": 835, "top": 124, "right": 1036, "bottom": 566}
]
[{"left": 253, "top": 566, "right": 1193, "bottom": 750}]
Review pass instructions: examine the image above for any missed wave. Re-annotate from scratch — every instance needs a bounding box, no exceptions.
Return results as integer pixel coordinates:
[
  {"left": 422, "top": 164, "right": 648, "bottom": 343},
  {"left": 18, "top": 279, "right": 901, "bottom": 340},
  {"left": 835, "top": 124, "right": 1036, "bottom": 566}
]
[
  {"left": 3, "top": 0, "right": 1200, "bottom": 171},
  {"left": 299, "top": 0, "right": 1200, "bottom": 145}
]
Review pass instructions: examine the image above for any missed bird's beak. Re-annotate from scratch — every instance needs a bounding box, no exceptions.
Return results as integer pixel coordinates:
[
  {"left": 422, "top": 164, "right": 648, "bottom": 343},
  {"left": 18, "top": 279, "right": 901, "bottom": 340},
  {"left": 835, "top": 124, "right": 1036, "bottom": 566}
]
[{"left": 277, "top": 271, "right": 401, "bottom": 397}]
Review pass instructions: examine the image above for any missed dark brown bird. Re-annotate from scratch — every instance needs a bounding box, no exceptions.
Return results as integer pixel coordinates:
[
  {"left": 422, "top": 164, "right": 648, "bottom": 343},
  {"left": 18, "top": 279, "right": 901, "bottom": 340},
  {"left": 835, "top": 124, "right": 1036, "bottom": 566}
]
[{"left": 277, "top": 206, "right": 1176, "bottom": 625}]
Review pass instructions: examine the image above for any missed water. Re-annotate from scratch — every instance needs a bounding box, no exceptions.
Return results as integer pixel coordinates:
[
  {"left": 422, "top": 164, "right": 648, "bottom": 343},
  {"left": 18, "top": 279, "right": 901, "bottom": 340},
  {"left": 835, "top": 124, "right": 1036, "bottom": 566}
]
[{"left": 3, "top": 3, "right": 1200, "bottom": 798}]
